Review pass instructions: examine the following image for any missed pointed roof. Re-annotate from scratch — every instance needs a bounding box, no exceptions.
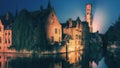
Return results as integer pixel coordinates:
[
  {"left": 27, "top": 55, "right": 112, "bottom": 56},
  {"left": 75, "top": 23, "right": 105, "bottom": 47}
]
[
  {"left": 76, "top": 17, "right": 81, "bottom": 22},
  {"left": 47, "top": 0, "right": 51, "bottom": 9}
]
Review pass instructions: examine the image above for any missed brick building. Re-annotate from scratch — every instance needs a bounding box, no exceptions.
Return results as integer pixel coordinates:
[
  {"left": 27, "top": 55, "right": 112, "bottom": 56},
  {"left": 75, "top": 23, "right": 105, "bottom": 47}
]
[
  {"left": 0, "top": 20, "right": 12, "bottom": 52},
  {"left": 40, "top": 0, "right": 62, "bottom": 45}
]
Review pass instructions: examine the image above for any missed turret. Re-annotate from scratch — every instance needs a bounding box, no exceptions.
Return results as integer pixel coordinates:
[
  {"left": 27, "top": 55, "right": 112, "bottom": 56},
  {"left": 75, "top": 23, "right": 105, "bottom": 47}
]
[{"left": 68, "top": 18, "right": 72, "bottom": 27}]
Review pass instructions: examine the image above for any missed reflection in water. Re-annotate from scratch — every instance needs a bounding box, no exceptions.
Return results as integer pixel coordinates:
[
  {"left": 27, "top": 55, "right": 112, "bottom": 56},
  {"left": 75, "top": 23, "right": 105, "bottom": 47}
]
[
  {"left": 0, "top": 51, "right": 89, "bottom": 68},
  {"left": 0, "top": 51, "right": 107, "bottom": 68},
  {"left": 98, "top": 57, "right": 107, "bottom": 68}
]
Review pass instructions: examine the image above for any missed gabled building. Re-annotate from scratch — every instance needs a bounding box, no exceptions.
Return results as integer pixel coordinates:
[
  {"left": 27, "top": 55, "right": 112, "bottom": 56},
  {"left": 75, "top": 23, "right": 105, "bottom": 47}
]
[
  {"left": 62, "top": 17, "right": 89, "bottom": 51},
  {"left": 0, "top": 20, "right": 12, "bottom": 52},
  {"left": 40, "top": 0, "right": 62, "bottom": 45}
]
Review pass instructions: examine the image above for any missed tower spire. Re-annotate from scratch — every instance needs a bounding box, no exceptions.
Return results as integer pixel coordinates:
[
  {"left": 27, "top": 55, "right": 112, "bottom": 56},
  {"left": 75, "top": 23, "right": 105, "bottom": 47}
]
[
  {"left": 47, "top": 0, "right": 51, "bottom": 9},
  {"left": 85, "top": 4, "right": 93, "bottom": 32}
]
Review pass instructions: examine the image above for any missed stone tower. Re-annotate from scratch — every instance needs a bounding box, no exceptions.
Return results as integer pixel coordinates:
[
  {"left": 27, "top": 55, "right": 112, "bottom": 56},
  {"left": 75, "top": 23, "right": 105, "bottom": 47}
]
[{"left": 85, "top": 4, "right": 93, "bottom": 32}]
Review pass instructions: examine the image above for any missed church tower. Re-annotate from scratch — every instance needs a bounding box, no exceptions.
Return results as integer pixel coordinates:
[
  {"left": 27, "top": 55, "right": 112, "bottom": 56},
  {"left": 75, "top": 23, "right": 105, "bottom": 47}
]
[{"left": 85, "top": 4, "right": 93, "bottom": 32}]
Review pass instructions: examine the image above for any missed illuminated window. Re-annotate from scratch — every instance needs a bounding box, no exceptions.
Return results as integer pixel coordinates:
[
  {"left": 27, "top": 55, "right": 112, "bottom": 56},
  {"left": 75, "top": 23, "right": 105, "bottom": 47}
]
[
  {"left": 55, "top": 28, "right": 57, "bottom": 34},
  {"left": 59, "top": 29, "right": 60, "bottom": 34},
  {"left": 76, "top": 35, "right": 78, "bottom": 39}
]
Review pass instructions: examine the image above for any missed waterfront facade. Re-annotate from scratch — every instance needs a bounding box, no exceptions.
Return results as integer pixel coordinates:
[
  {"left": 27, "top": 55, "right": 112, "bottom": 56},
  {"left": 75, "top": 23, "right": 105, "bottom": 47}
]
[
  {"left": 45, "top": 8, "right": 62, "bottom": 45},
  {"left": 63, "top": 17, "right": 84, "bottom": 50},
  {"left": 40, "top": 1, "right": 62, "bottom": 45},
  {"left": 0, "top": 1, "right": 94, "bottom": 52},
  {"left": 0, "top": 20, "right": 12, "bottom": 52}
]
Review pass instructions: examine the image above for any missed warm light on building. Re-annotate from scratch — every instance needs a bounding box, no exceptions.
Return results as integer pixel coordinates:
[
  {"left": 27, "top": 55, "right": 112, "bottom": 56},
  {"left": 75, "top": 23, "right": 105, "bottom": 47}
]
[
  {"left": 85, "top": 4, "right": 93, "bottom": 32},
  {"left": 0, "top": 20, "right": 12, "bottom": 52}
]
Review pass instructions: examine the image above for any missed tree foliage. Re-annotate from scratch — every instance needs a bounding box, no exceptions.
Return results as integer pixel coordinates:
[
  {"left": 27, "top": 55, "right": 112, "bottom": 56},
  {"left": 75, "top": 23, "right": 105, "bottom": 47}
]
[
  {"left": 11, "top": 9, "right": 48, "bottom": 51},
  {"left": 105, "top": 17, "right": 120, "bottom": 42}
]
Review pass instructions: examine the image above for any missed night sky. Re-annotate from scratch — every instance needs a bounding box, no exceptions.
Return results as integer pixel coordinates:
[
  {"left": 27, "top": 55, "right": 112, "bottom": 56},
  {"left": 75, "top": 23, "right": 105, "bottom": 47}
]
[{"left": 0, "top": 0, "right": 120, "bottom": 34}]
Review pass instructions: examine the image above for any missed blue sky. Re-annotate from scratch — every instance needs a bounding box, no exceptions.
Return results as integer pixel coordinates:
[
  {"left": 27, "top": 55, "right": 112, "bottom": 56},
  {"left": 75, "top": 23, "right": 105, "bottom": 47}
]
[{"left": 0, "top": 0, "right": 120, "bottom": 34}]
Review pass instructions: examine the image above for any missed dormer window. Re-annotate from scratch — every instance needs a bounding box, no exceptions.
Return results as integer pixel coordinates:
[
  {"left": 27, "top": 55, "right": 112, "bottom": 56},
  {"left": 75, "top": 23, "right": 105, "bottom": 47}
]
[{"left": 52, "top": 13, "right": 54, "bottom": 17}]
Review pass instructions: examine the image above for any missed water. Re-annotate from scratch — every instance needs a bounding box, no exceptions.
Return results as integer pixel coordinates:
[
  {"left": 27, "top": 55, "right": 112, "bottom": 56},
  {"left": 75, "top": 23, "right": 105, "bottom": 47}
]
[
  {"left": 0, "top": 51, "right": 108, "bottom": 68},
  {"left": 98, "top": 57, "right": 108, "bottom": 68},
  {"left": 92, "top": 57, "right": 108, "bottom": 68}
]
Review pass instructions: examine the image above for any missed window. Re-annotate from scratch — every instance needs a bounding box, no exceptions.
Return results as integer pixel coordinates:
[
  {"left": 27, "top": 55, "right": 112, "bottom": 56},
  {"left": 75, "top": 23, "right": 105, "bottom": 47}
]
[
  {"left": 0, "top": 62, "right": 1, "bottom": 67},
  {"left": 8, "top": 39, "right": 10, "bottom": 44},
  {"left": 55, "top": 28, "right": 57, "bottom": 34},
  {"left": 59, "top": 37, "right": 61, "bottom": 42},
  {"left": 76, "top": 35, "right": 78, "bottom": 39},
  {"left": 0, "top": 37, "right": 1, "bottom": 43},
  {"left": 52, "top": 13, "right": 54, "bottom": 17},
  {"left": 8, "top": 32, "right": 10, "bottom": 36},
  {"left": 51, "top": 36, "right": 54, "bottom": 42},
  {"left": 0, "top": 26, "right": 1, "bottom": 32},
  {"left": 59, "top": 29, "right": 60, "bottom": 34},
  {"left": 5, "top": 39, "right": 7, "bottom": 44},
  {"left": 87, "top": 13, "right": 89, "bottom": 15},
  {"left": 87, "top": 9, "right": 90, "bottom": 11},
  {"left": 5, "top": 33, "right": 7, "bottom": 36},
  {"left": 79, "top": 35, "right": 82, "bottom": 39}
]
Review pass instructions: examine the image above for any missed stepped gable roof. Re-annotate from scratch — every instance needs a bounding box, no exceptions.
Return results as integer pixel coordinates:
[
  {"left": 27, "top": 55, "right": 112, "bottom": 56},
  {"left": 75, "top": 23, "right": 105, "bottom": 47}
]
[{"left": 65, "top": 17, "right": 81, "bottom": 28}]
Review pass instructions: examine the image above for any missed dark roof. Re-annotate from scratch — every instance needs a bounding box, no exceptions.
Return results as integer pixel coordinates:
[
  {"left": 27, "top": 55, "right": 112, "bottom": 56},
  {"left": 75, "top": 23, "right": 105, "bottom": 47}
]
[{"left": 63, "top": 17, "right": 81, "bottom": 28}]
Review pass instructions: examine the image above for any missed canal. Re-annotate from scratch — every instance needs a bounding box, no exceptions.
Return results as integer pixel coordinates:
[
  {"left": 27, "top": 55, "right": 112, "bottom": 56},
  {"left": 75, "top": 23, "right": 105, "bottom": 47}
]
[{"left": 0, "top": 51, "right": 108, "bottom": 68}]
